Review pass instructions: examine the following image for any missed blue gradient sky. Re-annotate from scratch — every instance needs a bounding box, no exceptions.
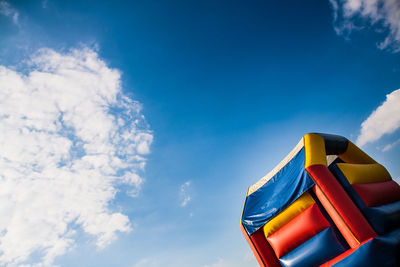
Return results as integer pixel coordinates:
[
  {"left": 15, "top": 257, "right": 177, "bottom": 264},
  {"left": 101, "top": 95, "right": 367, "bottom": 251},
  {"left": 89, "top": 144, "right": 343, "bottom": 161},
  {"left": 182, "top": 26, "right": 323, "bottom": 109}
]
[{"left": 1, "top": 1, "right": 400, "bottom": 266}]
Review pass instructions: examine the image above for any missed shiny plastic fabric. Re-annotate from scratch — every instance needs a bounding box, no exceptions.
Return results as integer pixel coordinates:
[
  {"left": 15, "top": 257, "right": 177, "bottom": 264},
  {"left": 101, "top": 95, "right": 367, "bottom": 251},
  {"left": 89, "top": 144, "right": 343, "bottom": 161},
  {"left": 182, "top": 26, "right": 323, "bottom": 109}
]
[
  {"left": 353, "top": 180, "right": 400, "bottom": 207},
  {"left": 306, "top": 164, "right": 376, "bottom": 244},
  {"left": 241, "top": 133, "right": 400, "bottom": 266},
  {"left": 332, "top": 229, "right": 400, "bottom": 267},
  {"left": 279, "top": 227, "right": 347, "bottom": 267},
  {"left": 263, "top": 192, "right": 314, "bottom": 238},
  {"left": 317, "top": 133, "right": 348, "bottom": 155},
  {"left": 248, "top": 227, "right": 281, "bottom": 267},
  {"left": 366, "top": 201, "right": 400, "bottom": 235},
  {"left": 267, "top": 203, "right": 330, "bottom": 258},
  {"left": 330, "top": 162, "right": 400, "bottom": 235},
  {"left": 242, "top": 147, "right": 314, "bottom": 235}
]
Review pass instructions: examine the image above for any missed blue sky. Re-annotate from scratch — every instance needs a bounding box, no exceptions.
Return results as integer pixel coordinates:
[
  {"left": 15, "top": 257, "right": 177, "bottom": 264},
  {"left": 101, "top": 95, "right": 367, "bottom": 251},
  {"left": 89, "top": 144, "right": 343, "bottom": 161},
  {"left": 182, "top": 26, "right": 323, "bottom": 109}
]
[{"left": 0, "top": 1, "right": 400, "bottom": 266}]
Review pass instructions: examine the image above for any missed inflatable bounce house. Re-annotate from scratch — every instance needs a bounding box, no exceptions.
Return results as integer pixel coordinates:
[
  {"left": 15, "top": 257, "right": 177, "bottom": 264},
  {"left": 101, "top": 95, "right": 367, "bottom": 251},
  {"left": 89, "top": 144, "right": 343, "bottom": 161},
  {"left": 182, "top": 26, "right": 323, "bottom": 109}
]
[{"left": 240, "top": 133, "right": 400, "bottom": 267}]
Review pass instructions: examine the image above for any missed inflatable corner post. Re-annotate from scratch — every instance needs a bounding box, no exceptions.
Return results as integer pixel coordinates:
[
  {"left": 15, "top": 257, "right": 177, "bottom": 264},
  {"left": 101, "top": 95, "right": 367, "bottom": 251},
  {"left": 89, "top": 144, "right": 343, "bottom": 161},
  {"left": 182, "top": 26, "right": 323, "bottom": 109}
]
[{"left": 241, "top": 133, "right": 400, "bottom": 267}]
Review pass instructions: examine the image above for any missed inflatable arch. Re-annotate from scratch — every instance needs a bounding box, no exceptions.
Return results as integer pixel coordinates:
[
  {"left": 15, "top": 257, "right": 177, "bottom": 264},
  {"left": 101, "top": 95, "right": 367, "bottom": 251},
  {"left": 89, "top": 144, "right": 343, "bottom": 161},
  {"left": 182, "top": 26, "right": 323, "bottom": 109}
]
[{"left": 240, "top": 133, "right": 400, "bottom": 267}]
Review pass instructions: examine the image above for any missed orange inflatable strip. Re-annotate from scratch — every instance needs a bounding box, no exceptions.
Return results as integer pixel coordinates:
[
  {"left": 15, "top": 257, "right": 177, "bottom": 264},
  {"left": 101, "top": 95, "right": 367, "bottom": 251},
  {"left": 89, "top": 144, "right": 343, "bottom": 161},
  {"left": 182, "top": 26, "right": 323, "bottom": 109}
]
[
  {"left": 312, "top": 185, "right": 359, "bottom": 248},
  {"left": 267, "top": 203, "right": 330, "bottom": 258},
  {"left": 240, "top": 222, "right": 265, "bottom": 267},
  {"left": 241, "top": 223, "right": 281, "bottom": 267},
  {"left": 307, "top": 165, "right": 376, "bottom": 245}
]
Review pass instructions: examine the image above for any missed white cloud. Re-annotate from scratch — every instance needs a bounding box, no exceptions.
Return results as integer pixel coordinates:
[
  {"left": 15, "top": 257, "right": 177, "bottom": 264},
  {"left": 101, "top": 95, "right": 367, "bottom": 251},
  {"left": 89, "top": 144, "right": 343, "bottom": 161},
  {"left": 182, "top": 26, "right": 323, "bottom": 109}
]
[
  {"left": 382, "top": 138, "right": 400, "bottom": 152},
  {"left": 180, "top": 181, "right": 192, "bottom": 207},
  {"left": 329, "top": 0, "right": 400, "bottom": 52},
  {"left": 0, "top": 47, "right": 152, "bottom": 266},
  {"left": 0, "top": 0, "right": 19, "bottom": 25},
  {"left": 356, "top": 89, "right": 400, "bottom": 146}
]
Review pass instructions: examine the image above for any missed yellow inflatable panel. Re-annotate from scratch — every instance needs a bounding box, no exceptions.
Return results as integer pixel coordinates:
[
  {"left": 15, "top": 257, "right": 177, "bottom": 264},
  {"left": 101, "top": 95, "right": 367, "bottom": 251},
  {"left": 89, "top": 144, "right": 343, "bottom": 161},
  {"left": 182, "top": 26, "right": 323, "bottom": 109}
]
[
  {"left": 304, "top": 133, "right": 327, "bottom": 168},
  {"left": 338, "top": 141, "right": 376, "bottom": 164},
  {"left": 263, "top": 192, "right": 314, "bottom": 238},
  {"left": 337, "top": 163, "right": 391, "bottom": 185}
]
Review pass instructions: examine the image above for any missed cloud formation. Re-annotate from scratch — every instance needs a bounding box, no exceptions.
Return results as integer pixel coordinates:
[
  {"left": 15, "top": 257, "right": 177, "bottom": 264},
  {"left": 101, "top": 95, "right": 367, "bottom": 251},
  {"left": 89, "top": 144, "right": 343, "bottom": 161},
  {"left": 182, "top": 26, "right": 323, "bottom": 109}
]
[
  {"left": 180, "top": 181, "right": 192, "bottom": 207},
  {"left": 356, "top": 89, "right": 400, "bottom": 146},
  {"left": 0, "top": 0, "right": 19, "bottom": 24},
  {"left": 382, "top": 138, "right": 400, "bottom": 152},
  {"left": 0, "top": 47, "right": 152, "bottom": 266},
  {"left": 329, "top": 0, "right": 400, "bottom": 52}
]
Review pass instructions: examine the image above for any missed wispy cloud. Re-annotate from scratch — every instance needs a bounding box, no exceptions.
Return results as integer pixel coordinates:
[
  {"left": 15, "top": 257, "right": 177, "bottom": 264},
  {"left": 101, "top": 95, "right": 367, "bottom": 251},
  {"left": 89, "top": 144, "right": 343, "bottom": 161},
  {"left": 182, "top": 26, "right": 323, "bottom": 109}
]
[
  {"left": 329, "top": 0, "right": 400, "bottom": 52},
  {"left": 0, "top": 47, "right": 152, "bottom": 266},
  {"left": 0, "top": 0, "right": 19, "bottom": 25},
  {"left": 41, "top": 0, "right": 48, "bottom": 9},
  {"left": 382, "top": 138, "right": 400, "bottom": 152},
  {"left": 180, "top": 181, "right": 192, "bottom": 207},
  {"left": 356, "top": 89, "right": 400, "bottom": 146}
]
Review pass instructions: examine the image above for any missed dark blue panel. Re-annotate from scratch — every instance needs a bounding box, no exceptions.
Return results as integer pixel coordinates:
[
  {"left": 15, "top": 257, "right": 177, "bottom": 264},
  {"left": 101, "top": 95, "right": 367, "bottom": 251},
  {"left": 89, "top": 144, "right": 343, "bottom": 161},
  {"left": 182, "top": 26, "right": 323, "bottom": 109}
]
[
  {"left": 242, "top": 147, "right": 314, "bottom": 235},
  {"left": 279, "top": 227, "right": 347, "bottom": 267},
  {"left": 329, "top": 163, "right": 400, "bottom": 235},
  {"left": 329, "top": 163, "right": 367, "bottom": 211},
  {"left": 333, "top": 229, "right": 400, "bottom": 267},
  {"left": 316, "top": 133, "right": 348, "bottom": 155},
  {"left": 366, "top": 201, "right": 400, "bottom": 235}
]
